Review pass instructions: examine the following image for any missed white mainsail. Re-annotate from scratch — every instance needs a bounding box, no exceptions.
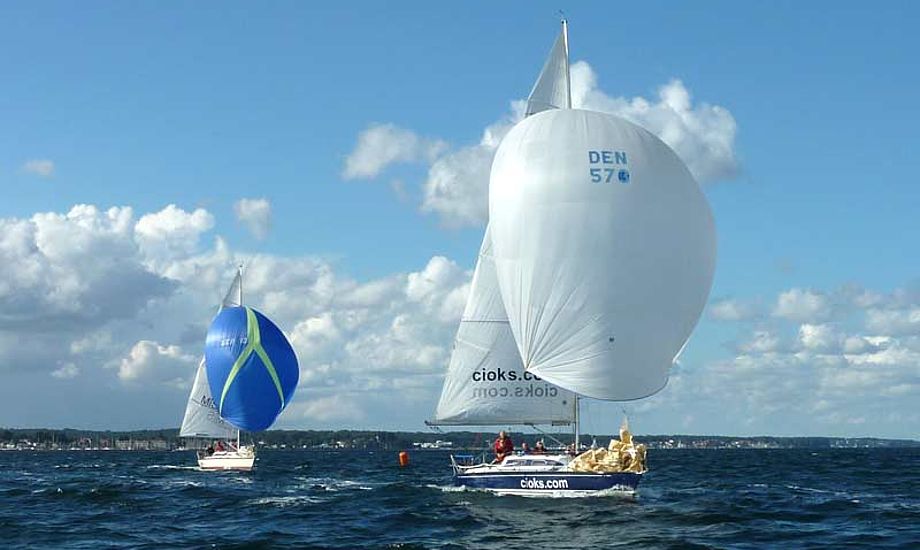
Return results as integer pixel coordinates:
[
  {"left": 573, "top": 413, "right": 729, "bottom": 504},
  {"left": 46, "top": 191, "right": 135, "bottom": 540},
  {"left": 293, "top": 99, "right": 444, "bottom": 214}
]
[
  {"left": 179, "top": 268, "right": 244, "bottom": 438},
  {"left": 180, "top": 359, "right": 235, "bottom": 438},
  {"left": 432, "top": 227, "right": 575, "bottom": 426},
  {"left": 489, "top": 21, "right": 716, "bottom": 402},
  {"left": 525, "top": 19, "right": 572, "bottom": 116}
]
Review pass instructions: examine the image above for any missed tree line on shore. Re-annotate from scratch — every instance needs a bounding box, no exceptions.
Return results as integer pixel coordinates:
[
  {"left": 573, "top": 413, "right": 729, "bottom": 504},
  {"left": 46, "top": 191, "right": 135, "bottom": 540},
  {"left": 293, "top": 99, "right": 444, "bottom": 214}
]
[{"left": 2, "top": 427, "right": 917, "bottom": 450}]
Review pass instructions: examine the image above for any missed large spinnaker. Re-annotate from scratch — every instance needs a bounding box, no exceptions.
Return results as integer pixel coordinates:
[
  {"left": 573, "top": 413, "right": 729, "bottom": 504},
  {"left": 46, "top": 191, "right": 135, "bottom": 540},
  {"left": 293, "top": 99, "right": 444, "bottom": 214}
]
[
  {"left": 432, "top": 226, "right": 575, "bottom": 426},
  {"left": 205, "top": 306, "right": 299, "bottom": 431},
  {"left": 488, "top": 109, "right": 716, "bottom": 400}
]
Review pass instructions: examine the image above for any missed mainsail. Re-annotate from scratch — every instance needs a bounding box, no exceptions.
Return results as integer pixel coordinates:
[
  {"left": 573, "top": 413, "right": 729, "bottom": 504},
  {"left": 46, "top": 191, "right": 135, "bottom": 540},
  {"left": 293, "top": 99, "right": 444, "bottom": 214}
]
[
  {"left": 179, "top": 359, "right": 235, "bottom": 438},
  {"left": 179, "top": 270, "right": 244, "bottom": 438},
  {"left": 432, "top": 227, "right": 575, "bottom": 426},
  {"left": 489, "top": 25, "right": 717, "bottom": 402},
  {"left": 525, "top": 19, "right": 572, "bottom": 116}
]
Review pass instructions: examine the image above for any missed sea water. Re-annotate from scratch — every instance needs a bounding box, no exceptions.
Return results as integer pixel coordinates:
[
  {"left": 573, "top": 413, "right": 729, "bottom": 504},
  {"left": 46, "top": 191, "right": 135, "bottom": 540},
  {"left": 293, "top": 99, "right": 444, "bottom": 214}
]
[{"left": 1, "top": 448, "right": 918, "bottom": 548}]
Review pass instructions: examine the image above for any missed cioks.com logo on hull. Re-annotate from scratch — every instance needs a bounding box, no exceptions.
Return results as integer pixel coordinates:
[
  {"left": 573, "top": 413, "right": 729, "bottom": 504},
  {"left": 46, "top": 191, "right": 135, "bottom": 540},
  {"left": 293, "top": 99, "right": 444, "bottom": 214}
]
[{"left": 520, "top": 477, "right": 569, "bottom": 489}]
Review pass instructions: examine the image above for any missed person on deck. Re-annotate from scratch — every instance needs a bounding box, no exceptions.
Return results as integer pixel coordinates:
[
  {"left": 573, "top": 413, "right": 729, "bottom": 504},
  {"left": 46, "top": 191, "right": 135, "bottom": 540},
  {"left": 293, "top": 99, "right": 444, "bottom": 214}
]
[
  {"left": 533, "top": 440, "right": 546, "bottom": 454},
  {"left": 520, "top": 442, "right": 530, "bottom": 455},
  {"left": 215, "top": 440, "right": 226, "bottom": 453},
  {"left": 493, "top": 431, "right": 514, "bottom": 463}
]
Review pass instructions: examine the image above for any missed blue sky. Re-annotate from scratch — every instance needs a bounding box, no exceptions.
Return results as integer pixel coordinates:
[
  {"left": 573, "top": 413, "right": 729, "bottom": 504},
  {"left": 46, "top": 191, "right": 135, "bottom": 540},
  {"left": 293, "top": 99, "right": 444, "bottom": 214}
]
[{"left": 1, "top": 2, "right": 918, "bottom": 438}]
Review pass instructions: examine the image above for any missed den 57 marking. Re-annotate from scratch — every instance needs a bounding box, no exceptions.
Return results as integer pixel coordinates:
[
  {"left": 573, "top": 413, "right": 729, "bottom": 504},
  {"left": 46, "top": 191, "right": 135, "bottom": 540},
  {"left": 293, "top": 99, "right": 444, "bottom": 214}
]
[{"left": 588, "top": 150, "right": 630, "bottom": 184}]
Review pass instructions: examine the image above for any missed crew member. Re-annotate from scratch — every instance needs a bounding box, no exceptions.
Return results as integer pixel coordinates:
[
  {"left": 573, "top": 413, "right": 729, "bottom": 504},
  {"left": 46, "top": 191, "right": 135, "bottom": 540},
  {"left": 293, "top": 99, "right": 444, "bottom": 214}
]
[{"left": 493, "top": 430, "right": 514, "bottom": 462}]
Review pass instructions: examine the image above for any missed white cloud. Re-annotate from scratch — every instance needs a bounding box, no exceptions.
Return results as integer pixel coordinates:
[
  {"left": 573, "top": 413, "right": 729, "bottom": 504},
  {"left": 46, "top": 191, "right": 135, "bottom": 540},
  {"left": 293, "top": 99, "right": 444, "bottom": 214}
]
[
  {"left": 117, "top": 340, "right": 196, "bottom": 387},
  {"left": 51, "top": 363, "right": 79, "bottom": 379},
  {"left": 773, "top": 288, "right": 831, "bottom": 321},
  {"left": 135, "top": 204, "right": 214, "bottom": 263},
  {"left": 234, "top": 197, "right": 272, "bottom": 240},
  {"left": 342, "top": 123, "right": 447, "bottom": 179},
  {"left": 709, "top": 298, "right": 760, "bottom": 321},
  {"left": 344, "top": 62, "right": 739, "bottom": 227},
  {"left": 22, "top": 159, "right": 55, "bottom": 177},
  {"left": 865, "top": 308, "right": 920, "bottom": 336},
  {"left": 798, "top": 323, "right": 842, "bottom": 352},
  {"left": 737, "top": 329, "right": 783, "bottom": 353}
]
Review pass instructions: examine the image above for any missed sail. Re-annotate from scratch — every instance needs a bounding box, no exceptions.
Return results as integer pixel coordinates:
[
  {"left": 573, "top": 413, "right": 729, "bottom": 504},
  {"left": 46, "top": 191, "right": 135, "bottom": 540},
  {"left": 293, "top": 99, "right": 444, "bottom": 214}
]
[
  {"left": 180, "top": 269, "right": 242, "bottom": 438},
  {"left": 222, "top": 269, "right": 242, "bottom": 308},
  {"left": 205, "top": 306, "right": 299, "bottom": 431},
  {"left": 179, "top": 359, "right": 235, "bottom": 438},
  {"left": 488, "top": 109, "right": 716, "bottom": 401},
  {"left": 525, "top": 20, "right": 571, "bottom": 116},
  {"left": 432, "top": 227, "right": 575, "bottom": 426}
]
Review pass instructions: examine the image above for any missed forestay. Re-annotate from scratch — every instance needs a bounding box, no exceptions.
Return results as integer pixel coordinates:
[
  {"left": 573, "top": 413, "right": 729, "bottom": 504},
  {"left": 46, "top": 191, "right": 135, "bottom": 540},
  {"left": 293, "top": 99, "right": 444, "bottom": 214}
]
[
  {"left": 488, "top": 109, "right": 716, "bottom": 401},
  {"left": 432, "top": 227, "right": 575, "bottom": 426}
]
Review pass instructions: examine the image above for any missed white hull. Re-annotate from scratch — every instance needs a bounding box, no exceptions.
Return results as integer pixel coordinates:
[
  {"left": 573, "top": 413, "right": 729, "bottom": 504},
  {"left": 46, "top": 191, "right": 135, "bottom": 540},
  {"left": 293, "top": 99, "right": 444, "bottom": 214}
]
[{"left": 197, "top": 446, "right": 256, "bottom": 471}]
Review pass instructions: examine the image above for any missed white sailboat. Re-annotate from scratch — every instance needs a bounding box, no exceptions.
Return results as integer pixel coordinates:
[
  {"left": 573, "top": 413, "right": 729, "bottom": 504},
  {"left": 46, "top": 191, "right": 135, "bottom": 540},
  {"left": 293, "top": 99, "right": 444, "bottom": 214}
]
[
  {"left": 431, "top": 19, "right": 716, "bottom": 496},
  {"left": 180, "top": 267, "right": 256, "bottom": 471}
]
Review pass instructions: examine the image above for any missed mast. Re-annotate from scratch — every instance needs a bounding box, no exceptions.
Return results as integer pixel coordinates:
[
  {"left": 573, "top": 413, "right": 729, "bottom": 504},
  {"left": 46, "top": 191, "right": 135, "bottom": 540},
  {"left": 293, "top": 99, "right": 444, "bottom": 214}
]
[
  {"left": 562, "top": 18, "right": 572, "bottom": 109},
  {"left": 238, "top": 264, "right": 243, "bottom": 305},
  {"left": 574, "top": 394, "right": 580, "bottom": 451},
  {"left": 237, "top": 263, "right": 243, "bottom": 446}
]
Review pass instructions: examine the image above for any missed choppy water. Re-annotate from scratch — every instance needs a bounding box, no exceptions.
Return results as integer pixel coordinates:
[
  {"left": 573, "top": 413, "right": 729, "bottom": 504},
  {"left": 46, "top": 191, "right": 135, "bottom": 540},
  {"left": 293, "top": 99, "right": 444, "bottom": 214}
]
[{"left": 1, "top": 448, "right": 918, "bottom": 548}]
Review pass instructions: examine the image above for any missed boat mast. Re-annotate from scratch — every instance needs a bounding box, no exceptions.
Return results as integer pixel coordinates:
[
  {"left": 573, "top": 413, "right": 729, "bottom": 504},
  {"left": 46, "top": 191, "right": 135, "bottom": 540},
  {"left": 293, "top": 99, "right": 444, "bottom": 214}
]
[
  {"left": 237, "top": 263, "right": 243, "bottom": 447},
  {"left": 562, "top": 17, "right": 572, "bottom": 109},
  {"left": 574, "top": 394, "right": 580, "bottom": 451}
]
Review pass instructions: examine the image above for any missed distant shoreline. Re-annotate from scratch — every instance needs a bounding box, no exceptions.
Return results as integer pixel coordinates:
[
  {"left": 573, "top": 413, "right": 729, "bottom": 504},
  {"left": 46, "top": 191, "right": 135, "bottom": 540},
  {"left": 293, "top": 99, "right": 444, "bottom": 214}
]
[{"left": 2, "top": 427, "right": 917, "bottom": 452}]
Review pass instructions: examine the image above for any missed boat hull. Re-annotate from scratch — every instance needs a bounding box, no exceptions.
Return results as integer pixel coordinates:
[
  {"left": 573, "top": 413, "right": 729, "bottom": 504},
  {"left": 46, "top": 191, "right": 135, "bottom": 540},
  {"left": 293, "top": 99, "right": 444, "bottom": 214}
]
[
  {"left": 455, "top": 471, "right": 642, "bottom": 497},
  {"left": 197, "top": 448, "right": 256, "bottom": 471}
]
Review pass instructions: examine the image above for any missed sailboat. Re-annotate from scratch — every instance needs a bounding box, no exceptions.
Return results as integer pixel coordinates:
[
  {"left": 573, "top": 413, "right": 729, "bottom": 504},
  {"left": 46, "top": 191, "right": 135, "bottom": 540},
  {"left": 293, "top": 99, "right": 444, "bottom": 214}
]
[
  {"left": 180, "top": 268, "right": 250, "bottom": 469},
  {"left": 180, "top": 266, "right": 300, "bottom": 470},
  {"left": 429, "top": 20, "right": 716, "bottom": 496}
]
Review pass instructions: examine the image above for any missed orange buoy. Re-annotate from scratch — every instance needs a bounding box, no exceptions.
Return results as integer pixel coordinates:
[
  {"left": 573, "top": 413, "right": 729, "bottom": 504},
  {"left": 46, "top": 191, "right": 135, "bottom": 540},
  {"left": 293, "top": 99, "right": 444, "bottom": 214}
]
[{"left": 398, "top": 451, "right": 410, "bottom": 467}]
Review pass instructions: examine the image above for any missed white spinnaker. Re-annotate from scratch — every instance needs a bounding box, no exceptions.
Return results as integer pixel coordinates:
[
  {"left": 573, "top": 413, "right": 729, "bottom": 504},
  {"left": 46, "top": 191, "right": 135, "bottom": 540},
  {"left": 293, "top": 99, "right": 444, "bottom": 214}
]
[
  {"left": 180, "top": 359, "right": 235, "bottom": 438},
  {"left": 489, "top": 109, "right": 716, "bottom": 401},
  {"left": 525, "top": 20, "right": 571, "bottom": 116},
  {"left": 432, "top": 227, "right": 575, "bottom": 425},
  {"left": 179, "top": 269, "right": 244, "bottom": 438}
]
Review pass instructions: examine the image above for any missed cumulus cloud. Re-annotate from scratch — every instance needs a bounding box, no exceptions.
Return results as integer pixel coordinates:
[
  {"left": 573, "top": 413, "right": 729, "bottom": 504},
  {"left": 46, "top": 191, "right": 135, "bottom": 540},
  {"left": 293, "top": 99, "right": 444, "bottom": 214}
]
[
  {"left": 22, "top": 159, "right": 55, "bottom": 177},
  {"left": 773, "top": 288, "right": 831, "bottom": 322},
  {"left": 344, "top": 62, "right": 739, "bottom": 226},
  {"left": 645, "top": 283, "right": 920, "bottom": 436},
  {"left": 0, "top": 203, "right": 477, "bottom": 429},
  {"left": 135, "top": 204, "right": 214, "bottom": 263},
  {"left": 234, "top": 197, "right": 272, "bottom": 240},
  {"left": 117, "top": 340, "right": 197, "bottom": 387},
  {"left": 709, "top": 298, "right": 760, "bottom": 321},
  {"left": 51, "top": 363, "right": 79, "bottom": 380},
  {"left": 342, "top": 123, "right": 447, "bottom": 179}
]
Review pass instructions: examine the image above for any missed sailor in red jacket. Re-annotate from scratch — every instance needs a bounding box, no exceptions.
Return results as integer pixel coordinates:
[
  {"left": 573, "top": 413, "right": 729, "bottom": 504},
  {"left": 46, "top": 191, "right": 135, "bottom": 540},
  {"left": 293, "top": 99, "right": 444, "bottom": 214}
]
[{"left": 493, "top": 430, "right": 514, "bottom": 463}]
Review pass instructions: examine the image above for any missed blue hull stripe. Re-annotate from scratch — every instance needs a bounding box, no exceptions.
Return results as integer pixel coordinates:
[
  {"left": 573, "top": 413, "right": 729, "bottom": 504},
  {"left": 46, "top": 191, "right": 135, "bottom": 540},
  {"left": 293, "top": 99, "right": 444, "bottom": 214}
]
[{"left": 456, "top": 472, "right": 642, "bottom": 492}]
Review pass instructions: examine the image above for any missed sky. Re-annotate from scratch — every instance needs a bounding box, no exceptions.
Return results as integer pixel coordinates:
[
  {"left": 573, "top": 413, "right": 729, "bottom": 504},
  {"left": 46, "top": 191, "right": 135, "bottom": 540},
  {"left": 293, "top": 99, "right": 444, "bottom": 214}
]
[{"left": 1, "top": 1, "right": 918, "bottom": 438}]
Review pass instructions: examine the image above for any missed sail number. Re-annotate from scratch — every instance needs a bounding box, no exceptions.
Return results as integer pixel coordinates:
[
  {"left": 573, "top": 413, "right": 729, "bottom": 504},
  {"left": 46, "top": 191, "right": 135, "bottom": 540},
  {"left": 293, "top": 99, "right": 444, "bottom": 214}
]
[{"left": 588, "top": 150, "right": 630, "bottom": 184}]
